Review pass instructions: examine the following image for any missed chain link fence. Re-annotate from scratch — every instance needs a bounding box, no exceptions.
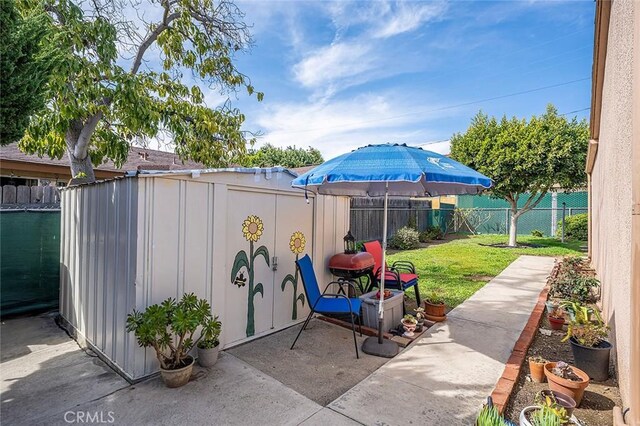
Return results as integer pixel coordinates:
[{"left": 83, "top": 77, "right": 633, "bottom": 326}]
[
  {"left": 351, "top": 204, "right": 587, "bottom": 241},
  {"left": 449, "top": 207, "right": 587, "bottom": 237}
]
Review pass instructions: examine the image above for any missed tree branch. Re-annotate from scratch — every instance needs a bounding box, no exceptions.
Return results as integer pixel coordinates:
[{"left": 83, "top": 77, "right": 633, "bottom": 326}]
[{"left": 130, "top": 7, "right": 180, "bottom": 75}]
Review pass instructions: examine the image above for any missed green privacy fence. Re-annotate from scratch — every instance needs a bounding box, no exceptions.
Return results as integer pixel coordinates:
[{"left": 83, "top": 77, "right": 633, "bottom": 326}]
[
  {"left": 1, "top": 210, "right": 60, "bottom": 317},
  {"left": 450, "top": 207, "right": 588, "bottom": 237}
]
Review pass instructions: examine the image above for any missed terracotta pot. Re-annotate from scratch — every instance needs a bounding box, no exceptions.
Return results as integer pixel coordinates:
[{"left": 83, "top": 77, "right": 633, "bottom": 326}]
[
  {"left": 544, "top": 362, "right": 590, "bottom": 406},
  {"left": 160, "top": 356, "right": 194, "bottom": 388},
  {"left": 424, "top": 301, "right": 446, "bottom": 322},
  {"left": 528, "top": 359, "right": 546, "bottom": 383},
  {"left": 197, "top": 344, "right": 220, "bottom": 368},
  {"left": 548, "top": 315, "right": 565, "bottom": 330}
]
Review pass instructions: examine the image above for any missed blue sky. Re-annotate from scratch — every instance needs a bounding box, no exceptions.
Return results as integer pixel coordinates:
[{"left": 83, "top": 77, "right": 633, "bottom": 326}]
[{"left": 207, "top": 0, "right": 595, "bottom": 159}]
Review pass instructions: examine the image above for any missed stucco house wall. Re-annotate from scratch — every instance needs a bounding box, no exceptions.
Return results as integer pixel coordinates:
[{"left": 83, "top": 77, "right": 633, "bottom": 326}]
[{"left": 588, "top": 0, "right": 639, "bottom": 422}]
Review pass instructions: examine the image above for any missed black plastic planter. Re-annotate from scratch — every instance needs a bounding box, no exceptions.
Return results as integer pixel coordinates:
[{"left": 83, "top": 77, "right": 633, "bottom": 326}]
[{"left": 570, "top": 337, "right": 612, "bottom": 381}]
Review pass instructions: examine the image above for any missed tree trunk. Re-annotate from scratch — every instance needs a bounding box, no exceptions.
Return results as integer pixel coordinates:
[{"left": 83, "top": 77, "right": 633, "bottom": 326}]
[
  {"left": 508, "top": 212, "right": 519, "bottom": 247},
  {"left": 65, "top": 121, "right": 96, "bottom": 184},
  {"left": 67, "top": 149, "right": 95, "bottom": 182},
  {"left": 507, "top": 200, "right": 519, "bottom": 247}
]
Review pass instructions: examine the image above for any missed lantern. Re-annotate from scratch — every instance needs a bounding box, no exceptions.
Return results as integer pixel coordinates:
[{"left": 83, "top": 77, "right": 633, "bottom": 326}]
[{"left": 343, "top": 230, "right": 356, "bottom": 254}]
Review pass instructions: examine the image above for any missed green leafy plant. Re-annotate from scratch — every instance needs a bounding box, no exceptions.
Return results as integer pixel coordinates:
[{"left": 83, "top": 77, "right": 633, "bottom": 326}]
[
  {"left": 531, "top": 229, "right": 544, "bottom": 237},
  {"left": 197, "top": 315, "right": 222, "bottom": 350},
  {"left": 419, "top": 225, "right": 443, "bottom": 242},
  {"left": 476, "top": 403, "right": 510, "bottom": 426},
  {"left": 389, "top": 226, "right": 420, "bottom": 250},
  {"left": 533, "top": 391, "right": 569, "bottom": 424},
  {"left": 17, "top": 0, "right": 263, "bottom": 182},
  {"left": 529, "top": 405, "right": 562, "bottom": 426},
  {"left": 549, "top": 256, "right": 599, "bottom": 303},
  {"left": 402, "top": 314, "right": 417, "bottom": 324},
  {"left": 450, "top": 105, "right": 589, "bottom": 247},
  {"left": 557, "top": 213, "right": 588, "bottom": 241},
  {"left": 126, "top": 293, "right": 217, "bottom": 370},
  {"left": 426, "top": 288, "right": 445, "bottom": 305},
  {"left": 561, "top": 301, "right": 608, "bottom": 347}
]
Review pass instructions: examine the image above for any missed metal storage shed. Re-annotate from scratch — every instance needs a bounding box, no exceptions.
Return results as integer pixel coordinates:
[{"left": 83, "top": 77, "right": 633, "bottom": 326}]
[{"left": 59, "top": 167, "right": 349, "bottom": 381}]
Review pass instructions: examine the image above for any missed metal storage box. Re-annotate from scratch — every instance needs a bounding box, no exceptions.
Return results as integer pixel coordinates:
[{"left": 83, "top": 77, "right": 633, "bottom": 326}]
[
  {"left": 59, "top": 167, "right": 350, "bottom": 381},
  {"left": 359, "top": 289, "right": 404, "bottom": 332}
]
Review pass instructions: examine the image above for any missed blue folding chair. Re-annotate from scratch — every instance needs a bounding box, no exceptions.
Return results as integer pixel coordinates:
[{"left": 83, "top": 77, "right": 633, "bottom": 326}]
[{"left": 291, "top": 254, "right": 363, "bottom": 358}]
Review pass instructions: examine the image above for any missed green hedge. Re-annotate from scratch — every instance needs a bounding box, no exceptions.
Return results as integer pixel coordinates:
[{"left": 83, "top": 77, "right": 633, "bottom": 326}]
[{"left": 557, "top": 213, "right": 588, "bottom": 241}]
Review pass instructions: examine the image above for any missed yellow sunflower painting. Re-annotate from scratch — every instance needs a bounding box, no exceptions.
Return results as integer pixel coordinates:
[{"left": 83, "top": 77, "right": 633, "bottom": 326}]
[
  {"left": 289, "top": 231, "right": 306, "bottom": 254},
  {"left": 242, "top": 215, "right": 264, "bottom": 242}
]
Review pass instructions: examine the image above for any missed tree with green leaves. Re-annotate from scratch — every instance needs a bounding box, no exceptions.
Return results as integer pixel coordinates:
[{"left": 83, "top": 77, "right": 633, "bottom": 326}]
[
  {"left": 237, "top": 144, "right": 323, "bottom": 169},
  {"left": 450, "top": 104, "right": 588, "bottom": 246},
  {"left": 17, "top": 0, "right": 263, "bottom": 182},
  {"left": 0, "top": 0, "right": 57, "bottom": 143}
]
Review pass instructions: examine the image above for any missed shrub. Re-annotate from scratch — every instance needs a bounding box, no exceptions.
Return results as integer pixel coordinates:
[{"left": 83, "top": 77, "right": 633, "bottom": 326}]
[
  {"left": 126, "top": 293, "right": 217, "bottom": 370},
  {"left": 419, "top": 225, "right": 443, "bottom": 242},
  {"left": 549, "top": 256, "right": 600, "bottom": 303},
  {"left": 406, "top": 215, "right": 417, "bottom": 230},
  {"left": 531, "top": 229, "right": 544, "bottom": 237},
  {"left": 556, "top": 213, "right": 588, "bottom": 241},
  {"left": 389, "top": 226, "right": 420, "bottom": 250}
]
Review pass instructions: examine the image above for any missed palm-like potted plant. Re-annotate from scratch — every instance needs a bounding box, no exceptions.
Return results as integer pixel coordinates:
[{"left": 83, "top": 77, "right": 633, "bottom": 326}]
[
  {"left": 126, "top": 293, "right": 218, "bottom": 388},
  {"left": 424, "top": 288, "right": 446, "bottom": 322},
  {"left": 197, "top": 315, "right": 222, "bottom": 367},
  {"left": 561, "top": 302, "right": 611, "bottom": 382}
]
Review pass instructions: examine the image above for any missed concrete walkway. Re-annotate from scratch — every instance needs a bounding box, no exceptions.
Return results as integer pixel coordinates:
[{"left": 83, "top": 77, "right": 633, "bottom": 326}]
[
  {"left": 328, "top": 255, "right": 555, "bottom": 425},
  {"left": 1, "top": 255, "right": 555, "bottom": 426}
]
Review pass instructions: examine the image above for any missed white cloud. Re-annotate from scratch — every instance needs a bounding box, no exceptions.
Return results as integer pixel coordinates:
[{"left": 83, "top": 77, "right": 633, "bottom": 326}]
[
  {"left": 293, "top": 42, "right": 375, "bottom": 91},
  {"left": 373, "top": 1, "right": 448, "bottom": 39},
  {"left": 253, "top": 93, "right": 453, "bottom": 159}
]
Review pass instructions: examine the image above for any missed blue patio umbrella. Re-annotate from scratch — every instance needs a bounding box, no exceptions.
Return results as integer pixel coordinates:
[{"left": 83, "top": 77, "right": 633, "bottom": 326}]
[{"left": 292, "top": 143, "right": 492, "bottom": 357}]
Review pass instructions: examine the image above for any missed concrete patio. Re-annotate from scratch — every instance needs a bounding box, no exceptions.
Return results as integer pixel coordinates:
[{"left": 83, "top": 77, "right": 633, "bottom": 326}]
[{"left": 0, "top": 255, "right": 554, "bottom": 425}]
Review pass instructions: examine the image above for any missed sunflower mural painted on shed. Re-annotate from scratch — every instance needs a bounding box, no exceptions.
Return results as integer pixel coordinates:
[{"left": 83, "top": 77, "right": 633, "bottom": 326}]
[
  {"left": 231, "top": 215, "right": 270, "bottom": 337},
  {"left": 281, "top": 231, "right": 306, "bottom": 320}
]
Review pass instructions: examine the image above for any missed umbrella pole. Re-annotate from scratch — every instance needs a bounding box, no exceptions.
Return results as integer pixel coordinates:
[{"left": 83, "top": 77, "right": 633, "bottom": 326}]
[
  {"left": 362, "top": 182, "right": 399, "bottom": 358},
  {"left": 378, "top": 183, "right": 389, "bottom": 344}
]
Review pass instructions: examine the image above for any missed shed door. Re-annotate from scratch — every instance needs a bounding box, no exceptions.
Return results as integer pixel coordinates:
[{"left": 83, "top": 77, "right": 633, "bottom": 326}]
[
  {"left": 226, "top": 190, "right": 276, "bottom": 344},
  {"left": 272, "top": 194, "right": 314, "bottom": 329}
]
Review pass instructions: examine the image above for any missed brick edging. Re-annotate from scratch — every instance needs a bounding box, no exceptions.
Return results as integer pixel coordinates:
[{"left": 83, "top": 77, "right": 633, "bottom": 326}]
[{"left": 490, "top": 285, "right": 550, "bottom": 413}]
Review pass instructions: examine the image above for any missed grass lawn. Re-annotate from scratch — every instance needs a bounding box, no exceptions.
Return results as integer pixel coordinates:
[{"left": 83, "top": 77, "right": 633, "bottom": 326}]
[{"left": 387, "top": 234, "right": 584, "bottom": 308}]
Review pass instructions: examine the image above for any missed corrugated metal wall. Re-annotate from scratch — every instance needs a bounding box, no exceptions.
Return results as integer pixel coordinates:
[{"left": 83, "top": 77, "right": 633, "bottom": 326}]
[
  {"left": 134, "top": 177, "right": 216, "bottom": 377},
  {"left": 60, "top": 178, "right": 138, "bottom": 378}
]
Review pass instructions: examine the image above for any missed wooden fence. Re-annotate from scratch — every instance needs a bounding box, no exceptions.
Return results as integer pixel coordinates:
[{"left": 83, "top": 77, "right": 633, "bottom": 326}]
[
  {"left": 1, "top": 185, "right": 60, "bottom": 208},
  {"left": 350, "top": 198, "right": 438, "bottom": 242}
]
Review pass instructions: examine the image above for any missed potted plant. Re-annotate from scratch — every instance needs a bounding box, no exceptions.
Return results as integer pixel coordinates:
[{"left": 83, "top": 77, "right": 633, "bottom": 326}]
[
  {"left": 401, "top": 314, "right": 417, "bottom": 337},
  {"left": 520, "top": 390, "right": 577, "bottom": 425},
  {"left": 126, "top": 293, "right": 218, "bottom": 388},
  {"left": 561, "top": 303, "right": 611, "bottom": 381},
  {"left": 544, "top": 361, "right": 590, "bottom": 406},
  {"left": 424, "top": 288, "right": 446, "bottom": 322},
  {"left": 197, "top": 315, "right": 222, "bottom": 368},
  {"left": 537, "top": 390, "right": 577, "bottom": 418},
  {"left": 528, "top": 356, "right": 547, "bottom": 383},
  {"left": 415, "top": 307, "right": 426, "bottom": 332},
  {"left": 519, "top": 405, "right": 565, "bottom": 426},
  {"left": 548, "top": 305, "right": 565, "bottom": 331}
]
